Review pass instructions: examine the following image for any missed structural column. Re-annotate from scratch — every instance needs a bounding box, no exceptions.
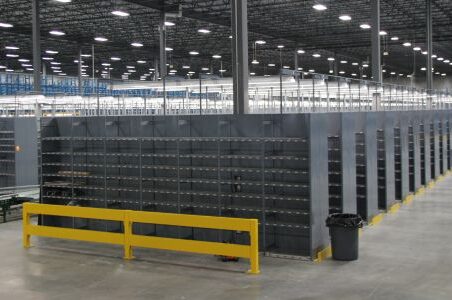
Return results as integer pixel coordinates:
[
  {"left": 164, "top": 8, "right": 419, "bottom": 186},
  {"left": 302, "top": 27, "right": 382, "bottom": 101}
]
[
  {"left": 32, "top": 0, "right": 42, "bottom": 93},
  {"left": 231, "top": 0, "right": 249, "bottom": 114},
  {"left": 426, "top": 0, "right": 433, "bottom": 91},
  {"left": 371, "top": 0, "right": 382, "bottom": 83}
]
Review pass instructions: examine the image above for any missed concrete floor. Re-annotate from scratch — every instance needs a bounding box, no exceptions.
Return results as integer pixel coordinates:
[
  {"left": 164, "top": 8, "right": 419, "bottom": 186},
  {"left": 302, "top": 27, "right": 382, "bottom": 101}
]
[{"left": 2, "top": 179, "right": 452, "bottom": 300}]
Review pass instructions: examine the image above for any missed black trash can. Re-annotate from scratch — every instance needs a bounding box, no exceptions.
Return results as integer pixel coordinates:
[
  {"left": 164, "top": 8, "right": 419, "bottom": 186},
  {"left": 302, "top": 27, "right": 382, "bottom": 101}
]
[{"left": 326, "top": 213, "right": 364, "bottom": 261}]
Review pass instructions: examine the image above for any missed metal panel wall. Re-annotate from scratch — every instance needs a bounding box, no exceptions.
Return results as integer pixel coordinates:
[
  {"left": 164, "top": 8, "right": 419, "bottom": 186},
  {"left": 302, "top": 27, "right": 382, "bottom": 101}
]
[
  {"left": 411, "top": 113, "right": 422, "bottom": 191},
  {"left": 14, "top": 118, "right": 39, "bottom": 187},
  {"left": 432, "top": 111, "right": 440, "bottom": 179},
  {"left": 423, "top": 113, "right": 432, "bottom": 184},
  {"left": 341, "top": 113, "right": 357, "bottom": 214},
  {"left": 399, "top": 112, "right": 410, "bottom": 200}
]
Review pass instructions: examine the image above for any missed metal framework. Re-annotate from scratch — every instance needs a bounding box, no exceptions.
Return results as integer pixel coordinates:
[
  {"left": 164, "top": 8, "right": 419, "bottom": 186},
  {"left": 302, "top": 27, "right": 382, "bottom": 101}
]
[{"left": 1, "top": 0, "right": 452, "bottom": 81}]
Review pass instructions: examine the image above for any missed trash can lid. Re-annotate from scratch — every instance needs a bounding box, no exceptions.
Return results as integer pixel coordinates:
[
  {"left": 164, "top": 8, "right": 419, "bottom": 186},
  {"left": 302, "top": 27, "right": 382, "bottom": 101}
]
[{"left": 326, "top": 213, "right": 364, "bottom": 228}]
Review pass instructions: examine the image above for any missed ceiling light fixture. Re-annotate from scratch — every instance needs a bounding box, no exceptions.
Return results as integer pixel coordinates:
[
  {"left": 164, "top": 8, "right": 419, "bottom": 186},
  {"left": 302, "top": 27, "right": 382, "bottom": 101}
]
[
  {"left": 403, "top": 42, "right": 412, "bottom": 47},
  {"left": 165, "top": 47, "right": 173, "bottom": 51},
  {"left": 49, "top": 30, "right": 65, "bottom": 36},
  {"left": 0, "top": 22, "right": 13, "bottom": 28},
  {"left": 312, "top": 53, "right": 321, "bottom": 58},
  {"left": 277, "top": 45, "right": 285, "bottom": 49},
  {"left": 6, "top": 54, "right": 19, "bottom": 58},
  {"left": 95, "top": 37, "right": 108, "bottom": 42},
  {"left": 137, "top": 60, "right": 146, "bottom": 64},
  {"left": 111, "top": 57, "right": 121, "bottom": 61},
  {"left": 164, "top": 21, "right": 175, "bottom": 26},
  {"left": 189, "top": 51, "right": 199, "bottom": 55},
  {"left": 212, "top": 55, "right": 222, "bottom": 59},
  {"left": 197, "top": 29, "right": 211, "bottom": 34},
  {"left": 360, "top": 24, "right": 371, "bottom": 29},
  {"left": 379, "top": 31, "right": 387, "bottom": 36},
  {"left": 297, "top": 49, "right": 305, "bottom": 54},
  {"left": 313, "top": 4, "right": 327, "bottom": 11},
  {"left": 413, "top": 47, "right": 421, "bottom": 51},
  {"left": 111, "top": 10, "right": 129, "bottom": 17},
  {"left": 255, "top": 40, "right": 266, "bottom": 45},
  {"left": 391, "top": 36, "right": 399, "bottom": 41},
  {"left": 45, "top": 50, "right": 58, "bottom": 54},
  {"left": 339, "top": 15, "right": 352, "bottom": 21},
  {"left": 327, "top": 57, "right": 335, "bottom": 61},
  {"left": 131, "top": 42, "right": 143, "bottom": 47},
  {"left": 5, "top": 46, "right": 19, "bottom": 50}
]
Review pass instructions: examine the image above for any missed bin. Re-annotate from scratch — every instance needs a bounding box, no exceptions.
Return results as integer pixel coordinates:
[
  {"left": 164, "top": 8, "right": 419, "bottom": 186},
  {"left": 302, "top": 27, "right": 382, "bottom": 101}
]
[{"left": 326, "top": 213, "right": 364, "bottom": 261}]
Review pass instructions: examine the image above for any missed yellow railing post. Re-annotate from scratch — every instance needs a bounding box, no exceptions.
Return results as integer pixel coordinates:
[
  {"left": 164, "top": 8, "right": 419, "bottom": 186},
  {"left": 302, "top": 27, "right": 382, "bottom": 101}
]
[
  {"left": 22, "top": 203, "right": 31, "bottom": 248},
  {"left": 248, "top": 219, "right": 260, "bottom": 275},
  {"left": 123, "top": 211, "right": 134, "bottom": 260}
]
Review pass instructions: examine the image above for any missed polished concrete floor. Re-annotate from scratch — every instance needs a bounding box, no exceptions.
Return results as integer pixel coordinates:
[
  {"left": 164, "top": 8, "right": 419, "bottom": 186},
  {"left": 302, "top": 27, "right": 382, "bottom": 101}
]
[{"left": 2, "top": 178, "right": 452, "bottom": 300}]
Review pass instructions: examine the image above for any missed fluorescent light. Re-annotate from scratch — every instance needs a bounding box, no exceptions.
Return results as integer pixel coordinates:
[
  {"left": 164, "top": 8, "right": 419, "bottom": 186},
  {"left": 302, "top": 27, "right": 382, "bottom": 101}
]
[
  {"left": 197, "top": 29, "right": 211, "bottom": 34},
  {"left": 360, "top": 24, "right": 371, "bottom": 29},
  {"left": 111, "top": 57, "right": 121, "bottom": 61},
  {"left": 188, "top": 71, "right": 196, "bottom": 74},
  {"left": 50, "top": 62, "right": 61, "bottom": 65},
  {"left": 165, "top": 47, "right": 173, "bottom": 51},
  {"left": 297, "top": 49, "right": 305, "bottom": 54},
  {"left": 0, "top": 23, "right": 13, "bottom": 28},
  {"left": 164, "top": 21, "right": 175, "bottom": 26},
  {"left": 137, "top": 60, "right": 146, "bottom": 64},
  {"left": 351, "top": 73, "right": 357, "bottom": 76},
  {"left": 432, "top": 54, "right": 437, "bottom": 58},
  {"left": 422, "top": 51, "right": 428, "bottom": 55},
  {"left": 413, "top": 47, "right": 421, "bottom": 51},
  {"left": 5, "top": 69, "right": 14, "bottom": 72},
  {"left": 339, "top": 15, "right": 351, "bottom": 21},
  {"left": 255, "top": 40, "right": 266, "bottom": 45},
  {"left": 5, "top": 46, "right": 19, "bottom": 50},
  {"left": 212, "top": 55, "right": 222, "bottom": 59},
  {"left": 189, "top": 51, "right": 199, "bottom": 55},
  {"left": 182, "top": 65, "right": 190, "bottom": 69},
  {"left": 22, "top": 64, "right": 32, "bottom": 67},
  {"left": 363, "top": 63, "right": 369, "bottom": 68},
  {"left": 111, "top": 10, "right": 129, "bottom": 17},
  {"left": 277, "top": 45, "right": 285, "bottom": 49},
  {"left": 26, "top": 68, "right": 34, "bottom": 71},
  {"left": 102, "top": 63, "right": 111, "bottom": 66},
  {"left": 126, "top": 66, "right": 135, "bottom": 69},
  {"left": 339, "top": 71, "right": 345, "bottom": 74},
  {"left": 444, "top": 60, "right": 450, "bottom": 63},
  {"left": 312, "top": 53, "right": 321, "bottom": 58},
  {"left": 403, "top": 42, "right": 412, "bottom": 47},
  {"left": 313, "top": 4, "right": 327, "bottom": 11},
  {"left": 219, "top": 69, "right": 226, "bottom": 73},
  {"left": 49, "top": 30, "right": 65, "bottom": 36},
  {"left": 18, "top": 59, "right": 30, "bottom": 62},
  {"left": 327, "top": 57, "right": 335, "bottom": 61},
  {"left": 95, "top": 37, "right": 108, "bottom": 42},
  {"left": 131, "top": 42, "right": 143, "bottom": 47},
  {"left": 46, "top": 50, "right": 58, "bottom": 54},
  {"left": 379, "top": 31, "right": 387, "bottom": 36},
  {"left": 268, "top": 63, "right": 276, "bottom": 67},
  {"left": 421, "top": 67, "right": 427, "bottom": 71},
  {"left": 438, "top": 57, "right": 444, "bottom": 61},
  {"left": 362, "top": 75, "right": 367, "bottom": 78},
  {"left": 309, "top": 69, "right": 315, "bottom": 72},
  {"left": 80, "top": 54, "right": 91, "bottom": 57},
  {"left": 352, "top": 62, "right": 359, "bottom": 66},
  {"left": 391, "top": 36, "right": 399, "bottom": 41},
  {"left": 441, "top": 73, "right": 446, "bottom": 76},
  {"left": 0, "top": 65, "right": 6, "bottom": 69},
  {"left": 251, "top": 60, "right": 259, "bottom": 64},
  {"left": 54, "top": 0, "right": 72, "bottom": 3},
  {"left": 340, "top": 60, "right": 348, "bottom": 64},
  {"left": 6, "top": 54, "right": 19, "bottom": 58},
  {"left": 250, "top": 72, "right": 256, "bottom": 76},
  {"left": 201, "top": 67, "right": 209, "bottom": 71}
]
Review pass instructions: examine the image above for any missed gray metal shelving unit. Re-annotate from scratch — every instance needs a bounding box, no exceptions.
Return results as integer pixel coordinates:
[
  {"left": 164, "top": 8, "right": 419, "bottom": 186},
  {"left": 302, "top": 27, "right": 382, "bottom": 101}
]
[
  {"left": 0, "top": 118, "right": 38, "bottom": 191},
  {"left": 40, "top": 114, "right": 330, "bottom": 259}
]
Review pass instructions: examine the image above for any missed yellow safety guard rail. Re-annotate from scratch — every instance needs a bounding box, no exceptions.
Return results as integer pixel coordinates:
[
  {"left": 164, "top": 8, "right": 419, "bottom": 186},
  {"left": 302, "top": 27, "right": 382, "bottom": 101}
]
[{"left": 23, "top": 203, "right": 260, "bottom": 274}]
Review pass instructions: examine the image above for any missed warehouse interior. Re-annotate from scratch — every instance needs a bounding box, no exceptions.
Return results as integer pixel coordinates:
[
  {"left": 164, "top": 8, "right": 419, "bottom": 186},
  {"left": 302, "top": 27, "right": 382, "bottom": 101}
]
[{"left": 1, "top": 0, "right": 452, "bottom": 299}]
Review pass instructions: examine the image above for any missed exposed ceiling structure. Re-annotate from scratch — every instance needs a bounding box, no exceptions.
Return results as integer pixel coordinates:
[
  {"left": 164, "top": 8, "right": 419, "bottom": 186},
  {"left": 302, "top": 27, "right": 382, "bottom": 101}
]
[{"left": 0, "top": 0, "right": 452, "bottom": 81}]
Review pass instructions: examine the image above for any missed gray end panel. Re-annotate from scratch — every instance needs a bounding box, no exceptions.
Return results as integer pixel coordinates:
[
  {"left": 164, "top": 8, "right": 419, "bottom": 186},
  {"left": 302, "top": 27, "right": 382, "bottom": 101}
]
[
  {"left": 400, "top": 113, "right": 410, "bottom": 199},
  {"left": 384, "top": 112, "right": 396, "bottom": 208},
  {"left": 365, "top": 113, "right": 379, "bottom": 219},
  {"left": 424, "top": 112, "right": 432, "bottom": 183},
  {"left": 309, "top": 113, "right": 329, "bottom": 258},
  {"left": 433, "top": 112, "right": 440, "bottom": 179},
  {"left": 440, "top": 112, "right": 448, "bottom": 174},
  {"left": 412, "top": 115, "right": 422, "bottom": 190},
  {"left": 341, "top": 113, "right": 357, "bottom": 213},
  {"left": 14, "top": 118, "right": 39, "bottom": 187}
]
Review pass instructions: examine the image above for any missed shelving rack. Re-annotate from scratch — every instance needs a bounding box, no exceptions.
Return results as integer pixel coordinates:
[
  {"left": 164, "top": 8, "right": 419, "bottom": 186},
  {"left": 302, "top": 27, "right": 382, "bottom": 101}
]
[
  {"left": 419, "top": 122, "right": 426, "bottom": 185},
  {"left": 40, "top": 114, "right": 330, "bottom": 259},
  {"left": 327, "top": 113, "right": 357, "bottom": 214},
  {"left": 440, "top": 112, "right": 448, "bottom": 175},
  {"left": 0, "top": 121, "right": 15, "bottom": 189},
  {"left": 0, "top": 118, "right": 38, "bottom": 190},
  {"left": 354, "top": 113, "right": 378, "bottom": 221}
]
